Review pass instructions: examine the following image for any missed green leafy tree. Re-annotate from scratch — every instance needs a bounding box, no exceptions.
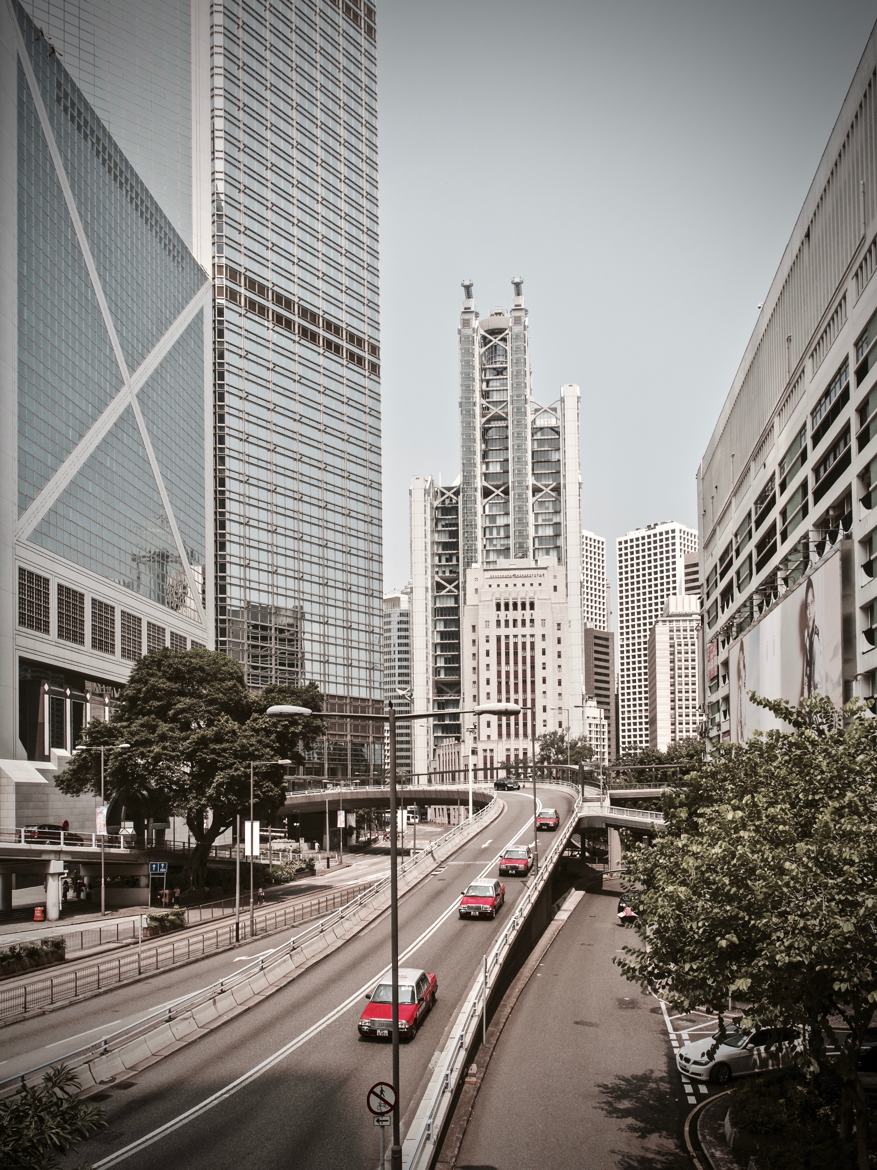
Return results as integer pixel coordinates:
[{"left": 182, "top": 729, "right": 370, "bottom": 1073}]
[
  {"left": 615, "top": 696, "right": 877, "bottom": 1170},
  {"left": 536, "top": 729, "right": 595, "bottom": 769},
  {"left": 58, "top": 649, "right": 324, "bottom": 888},
  {"left": 0, "top": 1064, "right": 106, "bottom": 1169}
]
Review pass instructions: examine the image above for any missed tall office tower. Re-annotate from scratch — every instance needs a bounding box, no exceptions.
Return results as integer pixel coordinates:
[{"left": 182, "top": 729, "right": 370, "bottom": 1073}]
[
  {"left": 583, "top": 627, "right": 616, "bottom": 760},
  {"left": 699, "top": 24, "right": 877, "bottom": 745},
  {"left": 648, "top": 595, "right": 702, "bottom": 751},
  {"left": 207, "top": 0, "right": 383, "bottom": 756},
  {"left": 617, "top": 522, "right": 698, "bottom": 756},
  {"left": 382, "top": 588, "right": 412, "bottom": 777},
  {"left": 683, "top": 551, "right": 701, "bottom": 598},
  {"left": 411, "top": 281, "right": 583, "bottom": 776},
  {"left": 581, "top": 530, "right": 608, "bottom": 629},
  {"left": 1, "top": 0, "right": 212, "bottom": 798}
]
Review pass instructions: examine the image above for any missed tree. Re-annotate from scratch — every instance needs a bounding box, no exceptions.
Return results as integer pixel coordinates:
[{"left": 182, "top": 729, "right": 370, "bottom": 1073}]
[
  {"left": 615, "top": 696, "right": 877, "bottom": 1170},
  {"left": 58, "top": 649, "right": 324, "bottom": 888},
  {"left": 536, "top": 729, "right": 595, "bottom": 768},
  {"left": 0, "top": 1064, "right": 105, "bottom": 1169}
]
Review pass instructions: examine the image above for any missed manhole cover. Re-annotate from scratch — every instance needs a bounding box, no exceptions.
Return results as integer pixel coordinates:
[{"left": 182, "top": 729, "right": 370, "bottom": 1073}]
[
  {"left": 617, "top": 996, "right": 639, "bottom": 1010},
  {"left": 573, "top": 1019, "right": 598, "bottom": 1028}
]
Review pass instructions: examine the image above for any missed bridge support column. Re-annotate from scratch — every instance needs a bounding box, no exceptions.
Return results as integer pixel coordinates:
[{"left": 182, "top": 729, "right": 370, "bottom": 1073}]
[
  {"left": 45, "top": 859, "right": 65, "bottom": 921},
  {"left": 0, "top": 870, "right": 12, "bottom": 912},
  {"left": 607, "top": 827, "right": 623, "bottom": 872}
]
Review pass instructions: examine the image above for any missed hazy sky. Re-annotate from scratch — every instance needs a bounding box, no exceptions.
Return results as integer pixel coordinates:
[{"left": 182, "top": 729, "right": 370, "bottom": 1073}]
[{"left": 377, "top": 0, "right": 877, "bottom": 597}]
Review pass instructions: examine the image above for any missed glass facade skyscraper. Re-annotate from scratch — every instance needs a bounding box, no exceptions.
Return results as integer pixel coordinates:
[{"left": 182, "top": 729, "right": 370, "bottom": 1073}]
[
  {"left": 207, "top": 0, "right": 383, "bottom": 734},
  {"left": 1, "top": 1, "right": 212, "bottom": 763}
]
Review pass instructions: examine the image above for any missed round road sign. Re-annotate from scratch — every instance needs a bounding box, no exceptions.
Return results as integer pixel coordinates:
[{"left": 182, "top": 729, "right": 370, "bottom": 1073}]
[{"left": 367, "top": 1081, "right": 396, "bottom": 1116}]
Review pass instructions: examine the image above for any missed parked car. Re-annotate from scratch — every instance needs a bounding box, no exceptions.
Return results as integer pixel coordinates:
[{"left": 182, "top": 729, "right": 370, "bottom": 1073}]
[
  {"left": 676, "top": 1025, "right": 802, "bottom": 1085},
  {"left": 459, "top": 878, "right": 506, "bottom": 919},
  {"left": 494, "top": 778, "right": 520, "bottom": 791},
  {"left": 357, "top": 966, "right": 437, "bottom": 1040},
  {"left": 24, "top": 824, "right": 86, "bottom": 845},
  {"left": 535, "top": 808, "right": 559, "bottom": 831},
  {"left": 498, "top": 845, "right": 533, "bottom": 877}
]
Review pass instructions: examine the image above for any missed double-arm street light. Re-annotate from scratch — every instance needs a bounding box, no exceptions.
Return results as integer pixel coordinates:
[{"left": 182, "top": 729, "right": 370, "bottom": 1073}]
[
  {"left": 73, "top": 742, "right": 131, "bottom": 914},
  {"left": 268, "top": 699, "right": 518, "bottom": 1170}
]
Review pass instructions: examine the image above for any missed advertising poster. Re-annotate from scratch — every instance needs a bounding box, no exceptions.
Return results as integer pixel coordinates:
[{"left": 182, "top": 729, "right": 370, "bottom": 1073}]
[{"left": 729, "top": 551, "right": 843, "bottom": 741}]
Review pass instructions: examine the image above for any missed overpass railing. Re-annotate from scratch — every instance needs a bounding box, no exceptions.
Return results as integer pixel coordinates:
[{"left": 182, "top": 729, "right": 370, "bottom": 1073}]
[{"left": 0, "top": 829, "right": 131, "bottom": 851}]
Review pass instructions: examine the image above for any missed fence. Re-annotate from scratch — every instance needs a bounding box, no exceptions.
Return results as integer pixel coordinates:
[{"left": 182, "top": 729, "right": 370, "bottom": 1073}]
[{"left": 0, "top": 882, "right": 374, "bottom": 1020}]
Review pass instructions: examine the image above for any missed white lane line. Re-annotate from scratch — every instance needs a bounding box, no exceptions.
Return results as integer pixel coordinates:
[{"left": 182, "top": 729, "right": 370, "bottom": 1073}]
[
  {"left": 480, "top": 839, "right": 493, "bottom": 849},
  {"left": 45, "top": 1020, "right": 122, "bottom": 1049},
  {"left": 93, "top": 811, "right": 541, "bottom": 1168},
  {"left": 232, "top": 950, "right": 273, "bottom": 963}
]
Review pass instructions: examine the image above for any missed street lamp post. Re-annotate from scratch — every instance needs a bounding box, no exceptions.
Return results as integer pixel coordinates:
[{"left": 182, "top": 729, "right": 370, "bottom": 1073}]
[
  {"left": 239, "top": 758, "right": 291, "bottom": 940},
  {"left": 74, "top": 742, "right": 130, "bottom": 914},
  {"left": 267, "top": 699, "right": 519, "bottom": 1170}
]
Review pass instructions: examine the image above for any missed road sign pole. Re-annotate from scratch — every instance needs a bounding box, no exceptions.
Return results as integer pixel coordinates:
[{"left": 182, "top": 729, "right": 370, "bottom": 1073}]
[{"left": 379, "top": 1124, "right": 385, "bottom": 1170}]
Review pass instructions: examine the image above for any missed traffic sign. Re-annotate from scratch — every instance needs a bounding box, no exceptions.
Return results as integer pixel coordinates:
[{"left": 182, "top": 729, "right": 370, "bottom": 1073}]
[
  {"left": 367, "top": 1081, "right": 396, "bottom": 1116},
  {"left": 374, "top": 1117, "right": 390, "bottom": 1127},
  {"left": 149, "top": 861, "right": 168, "bottom": 875}
]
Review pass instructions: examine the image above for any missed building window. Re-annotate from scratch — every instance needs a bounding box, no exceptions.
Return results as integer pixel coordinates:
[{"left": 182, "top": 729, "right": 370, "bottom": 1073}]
[
  {"left": 170, "top": 632, "right": 187, "bottom": 651},
  {"left": 778, "top": 426, "right": 807, "bottom": 494},
  {"left": 18, "top": 568, "right": 50, "bottom": 634},
  {"left": 121, "top": 611, "right": 142, "bottom": 662},
  {"left": 57, "top": 585, "right": 85, "bottom": 645},
  {"left": 92, "top": 599, "right": 116, "bottom": 654},
  {"left": 810, "top": 360, "right": 850, "bottom": 448},
  {"left": 147, "top": 622, "right": 166, "bottom": 653}
]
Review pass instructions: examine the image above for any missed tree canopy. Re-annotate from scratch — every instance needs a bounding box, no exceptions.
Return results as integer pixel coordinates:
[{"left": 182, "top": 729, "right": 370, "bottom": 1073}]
[
  {"left": 615, "top": 696, "right": 877, "bottom": 1168},
  {"left": 58, "top": 648, "right": 324, "bottom": 886},
  {"left": 536, "top": 729, "right": 595, "bottom": 767}
]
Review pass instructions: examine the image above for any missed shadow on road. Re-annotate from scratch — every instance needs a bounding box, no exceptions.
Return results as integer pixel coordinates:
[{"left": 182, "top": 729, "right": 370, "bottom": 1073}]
[{"left": 593, "top": 1064, "right": 691, "bottom": 1170}]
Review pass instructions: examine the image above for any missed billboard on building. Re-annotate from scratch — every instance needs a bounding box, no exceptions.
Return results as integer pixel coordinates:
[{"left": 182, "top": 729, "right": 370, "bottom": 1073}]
[{"left": 729, "top": 551, "right": 843, "bottom": 742}]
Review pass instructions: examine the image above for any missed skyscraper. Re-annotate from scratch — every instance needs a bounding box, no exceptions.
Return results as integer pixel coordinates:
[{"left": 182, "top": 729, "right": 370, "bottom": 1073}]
[
  {"left": 617, "top": 522, "right": 698, "bottom": 756},
  {"left": 410, "top": 280, "right": 583, "bottom": 776},
  {"left": 648, "top": 594, "right": 702, "bottom": 751},
  {"left": 1, "top": 1, "right": 212, "bottom": 778},
  {"left": 580, "top": 529, "right": 615, "bottom": 760},
  {"left": 383, "top": 588, "right": 412, "bottom": 777},
  {"left": 206, "top": 0, "right": 383, "bottom": 747},
  {"left": 4, "top": 1, "right": 385, "bottom": 781},
  {"left": 581, "top": 530, "right": 608, "bottom": 629}
]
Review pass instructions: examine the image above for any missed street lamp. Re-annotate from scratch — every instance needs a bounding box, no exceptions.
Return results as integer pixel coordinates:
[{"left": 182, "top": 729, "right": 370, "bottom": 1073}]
[
  {"left": 237, "top": 758, "right": 292, "bottom": 940},
  {"left": 520, "top": 707, "right": 540, "bottom": 874},
  {"left": 73, "top": 742, "right": 131, "bottom": 914},
  {"left": 268, "top": 699, "right": 517, "bottom": 1170}
]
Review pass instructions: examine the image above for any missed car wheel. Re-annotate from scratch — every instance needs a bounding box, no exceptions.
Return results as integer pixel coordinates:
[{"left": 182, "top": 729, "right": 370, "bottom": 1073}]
[
  {"left": 490, "top": 908, "right": 496, "bottom": 919},
  {"left": 711, "top": 1063, "right": 731, "bottom": 1086}
]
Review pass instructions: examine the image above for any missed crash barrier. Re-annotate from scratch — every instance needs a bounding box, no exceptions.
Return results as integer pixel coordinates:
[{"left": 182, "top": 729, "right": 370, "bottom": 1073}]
[
  {"left": 0, "top": 797, "right": 503, "bottom": 1095},
  {"left": 401, "top": 802, "right": 581, "bottom": 1170},
  {"left": 0, "top": 828, "right": 131, "bottom": 850},
  {"left": 0, "top": 883, "right": 376, "bottom": 1021}
]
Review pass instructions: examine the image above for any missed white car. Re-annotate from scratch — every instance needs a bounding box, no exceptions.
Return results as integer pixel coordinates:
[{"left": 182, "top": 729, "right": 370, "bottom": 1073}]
[{"left": 676, "top": 1025, "right": 801, "bottom": 1085}]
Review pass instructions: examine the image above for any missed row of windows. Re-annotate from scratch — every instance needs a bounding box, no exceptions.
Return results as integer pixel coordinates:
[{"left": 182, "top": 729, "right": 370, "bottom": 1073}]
[{"left": 17, "top": 569, "right": 199, "bottom": 659}]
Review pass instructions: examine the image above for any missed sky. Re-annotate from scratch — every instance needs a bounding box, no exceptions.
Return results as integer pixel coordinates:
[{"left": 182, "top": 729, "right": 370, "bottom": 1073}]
[{"left": 376, "top": 0, "right": 877, "bottom": 599}]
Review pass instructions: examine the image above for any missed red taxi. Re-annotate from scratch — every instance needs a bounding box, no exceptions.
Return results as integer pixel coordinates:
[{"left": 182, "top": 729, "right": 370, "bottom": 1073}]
[
  {"left": 357, "top": 966, "right": 437, "bottom": 1041},
  {"left": 536, "top": 807, "right": 560, "bottom": 831},
  {"left": 498, "top": 845, "right": 533, "bottom": 877},
  {"left": 458, "top": 878, "right": 505, "bottom": 919}
]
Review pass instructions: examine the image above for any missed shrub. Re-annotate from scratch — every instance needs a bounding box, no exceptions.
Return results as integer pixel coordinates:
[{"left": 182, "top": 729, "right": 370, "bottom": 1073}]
[
  {"left": 729, "top": 1074, "right": 854, "bottom": 1169},
  {"left": 0, "top": 1063, "right": 106, "bottom": 1169},
  {"left": 145, "top": 909, "right": 186, "bottom": 935},
  {"left": 0, "top": 938, "right": 65, "bottom": 979}
]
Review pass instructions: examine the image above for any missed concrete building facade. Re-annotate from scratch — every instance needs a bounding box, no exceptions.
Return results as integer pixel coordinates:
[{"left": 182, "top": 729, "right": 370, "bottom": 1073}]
[
  {"left": 698, "top": 24, "right": 877, "bottom": 741},
  {"left": 617, "top": 522, "right": 698, "bottom": 756},
  {"left": 382, "top": 588, "right": 412, "bottom": 778},
  {"left": 648, "top": 594, "right": 702, "bottom": 751}
]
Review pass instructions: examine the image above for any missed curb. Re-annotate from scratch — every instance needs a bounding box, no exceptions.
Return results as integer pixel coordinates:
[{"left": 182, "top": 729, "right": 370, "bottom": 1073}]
[{"left": 693, "top": 1091, "right": 739, "bottom": 1170}]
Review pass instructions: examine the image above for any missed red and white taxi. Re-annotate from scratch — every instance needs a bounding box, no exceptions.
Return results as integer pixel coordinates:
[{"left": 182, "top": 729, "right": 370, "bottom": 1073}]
[
  {"left": 536, "top": 807, "right": 560, "bottom": 831},
  {"left": 498, "top": 845, "right": 533, "bottom": 877},
  {"left": 357, "top": 966, "right": 438, "bottom": 1041},
  {"left": 458, "top": 878, "right": 506, "bottom": 919}
]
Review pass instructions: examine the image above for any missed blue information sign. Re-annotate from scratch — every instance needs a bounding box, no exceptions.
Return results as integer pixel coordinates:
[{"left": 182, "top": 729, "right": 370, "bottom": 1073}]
[{"left": 149, "top": 861, "right": 168, "bottom": 875}]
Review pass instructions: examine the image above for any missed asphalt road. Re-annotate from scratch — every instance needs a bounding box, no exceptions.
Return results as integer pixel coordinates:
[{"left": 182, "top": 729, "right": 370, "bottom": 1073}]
[
  {"left": 454, "top": 878, "right": 691, "bottom": 1170},
  {"left": 54, "top": 787, "right": 574, "bottom": 1170}
]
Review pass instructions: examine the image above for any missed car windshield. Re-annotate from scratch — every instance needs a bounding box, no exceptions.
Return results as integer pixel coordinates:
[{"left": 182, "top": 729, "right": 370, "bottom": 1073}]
[
  {"left": 540, "top": 810, "right": 557, "bottom": 818},
  {"left": 465, "top": 883, "right": 495, "bottom": 897},
  {"left": 717, "top": 1028, "right": 749, "bottom": 1049},
  {"left": 504, "top": 849, "right": 528, "bottom": 859},
  {"left": 371, "top": 983, "right": 415, "bottom": 1005}
]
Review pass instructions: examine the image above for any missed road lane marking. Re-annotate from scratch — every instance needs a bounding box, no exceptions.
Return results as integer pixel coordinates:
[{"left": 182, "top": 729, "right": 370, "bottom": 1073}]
[
  {"left": 93, "top": 810, "right": 542, "bottom": 1167},
  {"left": 480, "top": 840, "right": 492, "bottom": 849},
  {"left": 232, "top": 950, "right": 274, "bottom": 962},
  {"left": 45, "top": 1020, "right": 122, "bottom": 1049}
]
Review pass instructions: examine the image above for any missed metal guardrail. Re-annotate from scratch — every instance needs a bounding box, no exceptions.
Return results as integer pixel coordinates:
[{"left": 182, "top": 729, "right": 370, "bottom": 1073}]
[
  {"left": 0, "top": 883, "right": 374, "bottom": 1021},
  {"left": 402, "top": 802, "right": 581, "bottom": 1170},
  {"left": 0, "top": 828, "right": 131, "bottom": 851},
  {"left": 0, "top": 800, "right": 498, "bottom": 1092},
  {"left": 603, "top": 805, "right": 664, "bottom": 824}
]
